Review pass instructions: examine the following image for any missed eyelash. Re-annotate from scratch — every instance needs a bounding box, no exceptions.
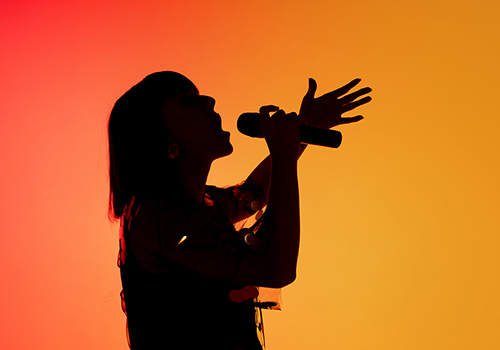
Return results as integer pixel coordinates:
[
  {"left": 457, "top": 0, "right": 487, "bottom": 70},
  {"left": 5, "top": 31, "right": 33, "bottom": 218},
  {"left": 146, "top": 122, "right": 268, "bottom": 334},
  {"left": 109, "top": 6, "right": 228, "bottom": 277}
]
[{"left": 179, "top": 96, "right": 198, "bottom": 106}]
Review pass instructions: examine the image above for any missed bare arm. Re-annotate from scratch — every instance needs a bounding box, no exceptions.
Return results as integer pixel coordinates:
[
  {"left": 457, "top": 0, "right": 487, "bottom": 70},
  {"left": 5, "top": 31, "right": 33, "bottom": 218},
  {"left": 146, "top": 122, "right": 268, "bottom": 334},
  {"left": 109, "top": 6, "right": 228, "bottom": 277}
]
[
  {"left": 252, "top": 156, "right": 300, "bottom": 286},
  {"left": 234, "top": 106, "right": 303, "bottom": 287}
]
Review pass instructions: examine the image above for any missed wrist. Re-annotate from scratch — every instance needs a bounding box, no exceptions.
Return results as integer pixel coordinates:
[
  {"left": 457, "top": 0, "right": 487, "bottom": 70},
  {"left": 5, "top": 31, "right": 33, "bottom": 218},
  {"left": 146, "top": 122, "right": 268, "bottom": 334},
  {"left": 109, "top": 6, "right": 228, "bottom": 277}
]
[{"left": 270, "top": 155, "right": 298, "bottom": 166}]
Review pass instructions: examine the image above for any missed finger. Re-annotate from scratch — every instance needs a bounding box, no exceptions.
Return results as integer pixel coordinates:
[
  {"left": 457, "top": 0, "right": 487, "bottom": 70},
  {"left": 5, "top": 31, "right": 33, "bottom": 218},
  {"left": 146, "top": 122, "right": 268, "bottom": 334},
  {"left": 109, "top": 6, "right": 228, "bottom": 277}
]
[
  {"left": 295, "top": 113, "right": 304, "bottom": 124},
  {"left": 259, "top": 105, "right": 280, "bottom": 116},
  {"left": 286, "top": 112, "right": 301, "bottom": 123},
  {"left": 338, "top": 87, "right": 372, "bottom": 106},
  {"left": 298, "top": 115, "right": 304, "bottom": 125},
  {"left": 338, "top": 115, "right": 364, "bottom": 125},
  {"left": 259, "top": 105, "right": 280, "bottom": 123},
  {"left": 323, "top": 78, "right": 361, "bottom": 99},
  {"left": 271, "top": 109, "right": 286, "bottom": 119},
  {"left": 341, "top": 96, "right": 372, "bottom": 113}
]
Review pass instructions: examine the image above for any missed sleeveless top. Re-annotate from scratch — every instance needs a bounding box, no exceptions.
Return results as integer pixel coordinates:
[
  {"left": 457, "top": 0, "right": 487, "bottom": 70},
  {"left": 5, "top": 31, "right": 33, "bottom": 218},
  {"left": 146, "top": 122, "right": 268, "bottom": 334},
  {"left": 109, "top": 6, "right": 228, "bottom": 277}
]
[{"left": 117, "top": 184, "right": 279, "bottom": 350}]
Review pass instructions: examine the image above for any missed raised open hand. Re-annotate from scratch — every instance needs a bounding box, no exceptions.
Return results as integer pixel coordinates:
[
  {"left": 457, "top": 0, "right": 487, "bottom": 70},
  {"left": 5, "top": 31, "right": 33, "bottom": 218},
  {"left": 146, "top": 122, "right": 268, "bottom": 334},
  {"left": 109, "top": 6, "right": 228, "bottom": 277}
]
[{"left": 299, "top": 78, "right": 372, "bottom": 129}]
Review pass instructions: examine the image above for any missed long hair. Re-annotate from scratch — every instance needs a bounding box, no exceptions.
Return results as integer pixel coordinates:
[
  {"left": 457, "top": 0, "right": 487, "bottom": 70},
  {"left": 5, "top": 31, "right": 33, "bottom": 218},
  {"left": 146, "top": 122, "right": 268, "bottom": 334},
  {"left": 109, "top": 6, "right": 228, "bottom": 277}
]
[{"left": 108, "top": 71, "right": 199, "bottom": 220}]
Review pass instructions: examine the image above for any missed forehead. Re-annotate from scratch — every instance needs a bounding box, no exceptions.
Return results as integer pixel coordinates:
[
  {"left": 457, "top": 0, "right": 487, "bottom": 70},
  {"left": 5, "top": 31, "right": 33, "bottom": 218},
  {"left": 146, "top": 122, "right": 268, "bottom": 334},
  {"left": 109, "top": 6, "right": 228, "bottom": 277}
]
[
  {"left": 161, "top": 90, "right": 208, "bottom": 124},
  {"left": 175, "top": 86, "right": 198, "bottom": 96}
]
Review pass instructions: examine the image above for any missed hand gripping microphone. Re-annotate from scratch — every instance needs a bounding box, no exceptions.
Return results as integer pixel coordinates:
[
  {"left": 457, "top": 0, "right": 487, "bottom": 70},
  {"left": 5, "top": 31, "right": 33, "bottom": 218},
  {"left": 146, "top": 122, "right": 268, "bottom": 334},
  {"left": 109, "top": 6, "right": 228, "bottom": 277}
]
[{"left": 237, "top": 112, "right": 342, "bottom": 148}]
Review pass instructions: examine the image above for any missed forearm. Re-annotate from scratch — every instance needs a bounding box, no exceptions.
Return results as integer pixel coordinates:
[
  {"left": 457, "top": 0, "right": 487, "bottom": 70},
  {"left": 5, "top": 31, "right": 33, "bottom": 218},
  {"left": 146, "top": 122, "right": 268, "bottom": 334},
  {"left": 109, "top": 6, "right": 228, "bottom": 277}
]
[
  {"left": 235, "top": 156, "right": 301, "bottom": 287},
  {"left": 247, "top": 144, "right": 307, "bottom": 205},
  {"left": 262, "top": 157, "right": 300, "bottom": 285}
]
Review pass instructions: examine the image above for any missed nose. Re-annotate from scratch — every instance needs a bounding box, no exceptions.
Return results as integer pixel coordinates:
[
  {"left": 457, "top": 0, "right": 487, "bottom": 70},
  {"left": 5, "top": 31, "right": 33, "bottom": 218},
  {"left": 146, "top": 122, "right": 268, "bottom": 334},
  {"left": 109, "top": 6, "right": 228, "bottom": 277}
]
[{"left": 201, "top": 95, "right": 216, "bottom": 110}]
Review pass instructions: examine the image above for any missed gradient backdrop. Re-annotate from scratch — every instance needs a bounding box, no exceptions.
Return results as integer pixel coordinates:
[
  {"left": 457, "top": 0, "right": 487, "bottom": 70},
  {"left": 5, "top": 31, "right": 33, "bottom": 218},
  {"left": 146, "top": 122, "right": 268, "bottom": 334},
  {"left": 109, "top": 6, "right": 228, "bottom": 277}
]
[{"left": 1, "top": 0, "right": 499, "bottom": 349}]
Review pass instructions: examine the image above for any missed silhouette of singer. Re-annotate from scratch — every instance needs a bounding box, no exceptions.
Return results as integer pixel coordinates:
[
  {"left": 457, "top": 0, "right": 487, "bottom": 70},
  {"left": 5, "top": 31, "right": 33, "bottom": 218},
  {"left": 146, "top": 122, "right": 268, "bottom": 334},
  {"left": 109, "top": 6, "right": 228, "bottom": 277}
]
[{"left": 108, "top": 71, "right": 371, "bottom": 349}]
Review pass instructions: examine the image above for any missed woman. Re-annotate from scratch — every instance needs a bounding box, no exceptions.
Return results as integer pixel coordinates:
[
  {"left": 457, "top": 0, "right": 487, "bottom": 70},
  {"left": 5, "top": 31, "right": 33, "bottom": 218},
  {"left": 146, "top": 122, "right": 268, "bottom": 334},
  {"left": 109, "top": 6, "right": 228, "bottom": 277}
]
[{"left": 108, "top": 71, "right": 371, "bottom": 349}]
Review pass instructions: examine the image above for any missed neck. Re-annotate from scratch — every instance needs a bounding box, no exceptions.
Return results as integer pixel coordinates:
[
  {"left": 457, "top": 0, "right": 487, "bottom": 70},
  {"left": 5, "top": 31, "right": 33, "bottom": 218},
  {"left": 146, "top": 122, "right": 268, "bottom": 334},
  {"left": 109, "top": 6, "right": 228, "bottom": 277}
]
[{"left": 174, "top": 156, "right": 213, "bottom": 203}]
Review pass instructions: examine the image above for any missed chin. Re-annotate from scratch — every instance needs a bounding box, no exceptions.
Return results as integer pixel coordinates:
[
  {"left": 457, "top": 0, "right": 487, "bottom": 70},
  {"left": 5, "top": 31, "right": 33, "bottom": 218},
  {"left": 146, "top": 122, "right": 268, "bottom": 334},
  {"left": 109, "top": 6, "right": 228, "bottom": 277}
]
[
  {"left": 222, "top": 143, "right": 234, "bottom": 157},
  {"left": 216, "top": 142, "right": 233, "bottom": 159}
]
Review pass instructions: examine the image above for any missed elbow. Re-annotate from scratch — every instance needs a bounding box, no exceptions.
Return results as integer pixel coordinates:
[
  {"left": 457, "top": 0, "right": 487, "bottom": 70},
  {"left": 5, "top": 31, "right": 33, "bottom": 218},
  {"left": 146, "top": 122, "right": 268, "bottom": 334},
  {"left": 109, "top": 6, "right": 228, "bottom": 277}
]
[
  {"left": 280, "top": 271, "right": 296, "bottom": 287},
  {"left": 272, "top": 260, "right": 298, "bottom": 287},
  {"left": 278, "top": 261, "right": 298, "bottom": 287},
  {"left": 265, "top": 270, "right": 296, "bottom": 289}
]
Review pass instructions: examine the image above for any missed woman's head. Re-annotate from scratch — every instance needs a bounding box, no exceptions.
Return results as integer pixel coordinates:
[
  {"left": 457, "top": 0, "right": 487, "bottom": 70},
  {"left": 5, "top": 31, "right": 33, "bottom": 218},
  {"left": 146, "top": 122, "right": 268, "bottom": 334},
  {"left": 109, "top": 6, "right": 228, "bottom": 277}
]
[
  {"left": 108, "top": 71, "right": 199, "bottom": 219},
  {"left": 108, "top": 71, "right": 234, "bottom": 219}
]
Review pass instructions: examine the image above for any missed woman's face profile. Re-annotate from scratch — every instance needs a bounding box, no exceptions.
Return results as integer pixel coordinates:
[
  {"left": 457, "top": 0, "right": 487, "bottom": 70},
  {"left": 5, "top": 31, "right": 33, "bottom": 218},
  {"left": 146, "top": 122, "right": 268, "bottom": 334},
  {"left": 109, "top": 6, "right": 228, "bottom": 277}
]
[{"left": 161, "top": 88, "right": 233, "bottom": 161}]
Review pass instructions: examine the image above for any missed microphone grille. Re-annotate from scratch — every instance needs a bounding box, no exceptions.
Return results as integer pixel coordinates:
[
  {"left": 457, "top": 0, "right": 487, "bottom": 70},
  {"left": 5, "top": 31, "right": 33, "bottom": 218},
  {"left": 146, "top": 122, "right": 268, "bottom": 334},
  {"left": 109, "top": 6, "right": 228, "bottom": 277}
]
[{"left": 237, "top": 113, "right": 262, "bottom": 138}]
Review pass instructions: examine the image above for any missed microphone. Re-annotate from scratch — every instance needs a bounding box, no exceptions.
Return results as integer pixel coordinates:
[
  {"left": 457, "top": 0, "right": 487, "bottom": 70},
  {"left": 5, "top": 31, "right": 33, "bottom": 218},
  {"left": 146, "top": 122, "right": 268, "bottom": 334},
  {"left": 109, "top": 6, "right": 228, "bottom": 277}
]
[{"left": 237, "top": 113, "right": 342, "bottom": 148}]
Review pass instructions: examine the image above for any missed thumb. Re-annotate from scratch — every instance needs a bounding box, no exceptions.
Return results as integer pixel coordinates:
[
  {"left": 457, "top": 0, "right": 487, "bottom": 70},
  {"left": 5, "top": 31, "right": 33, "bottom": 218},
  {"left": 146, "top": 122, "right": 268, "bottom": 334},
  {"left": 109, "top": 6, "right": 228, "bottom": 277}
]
[
  {"left": 304, "top": 78, "right": 317, "bottom": 100},
  {"left": 300, "top": 78, "right": 317, "bottom": 115}
]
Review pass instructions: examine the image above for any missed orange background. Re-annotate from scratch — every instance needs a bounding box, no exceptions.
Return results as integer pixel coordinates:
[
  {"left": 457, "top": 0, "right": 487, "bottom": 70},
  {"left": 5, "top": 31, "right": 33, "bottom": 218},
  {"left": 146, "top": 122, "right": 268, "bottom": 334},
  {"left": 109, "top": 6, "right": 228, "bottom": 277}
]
[{"left": 1, "top": 0, "right": 499, "bottom": 349}]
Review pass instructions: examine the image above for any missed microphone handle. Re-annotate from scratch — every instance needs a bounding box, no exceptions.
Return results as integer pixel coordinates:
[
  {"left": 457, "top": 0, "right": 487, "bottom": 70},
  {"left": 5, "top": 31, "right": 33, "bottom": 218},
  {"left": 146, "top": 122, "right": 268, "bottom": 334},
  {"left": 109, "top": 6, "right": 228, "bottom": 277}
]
[
  {"left": 299, "top": 124, "right": 342, "bottom": 148},
  {"left": 236, "top": 112, "right": 342, "bottom": 148}
]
